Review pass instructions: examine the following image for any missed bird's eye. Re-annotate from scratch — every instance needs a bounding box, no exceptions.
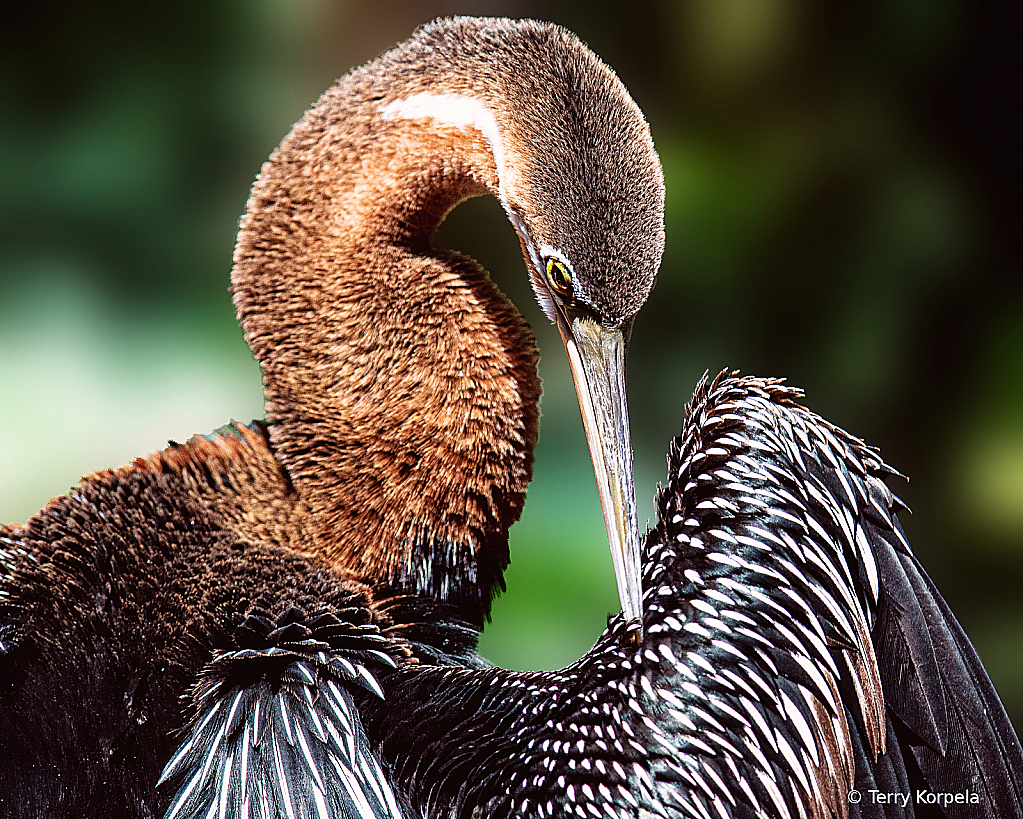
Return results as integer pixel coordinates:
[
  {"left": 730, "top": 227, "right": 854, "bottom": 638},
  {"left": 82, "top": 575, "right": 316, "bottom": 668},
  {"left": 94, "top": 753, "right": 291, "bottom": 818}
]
[{"left": 545, "top": 258, "right": 573, "bottom": 299}]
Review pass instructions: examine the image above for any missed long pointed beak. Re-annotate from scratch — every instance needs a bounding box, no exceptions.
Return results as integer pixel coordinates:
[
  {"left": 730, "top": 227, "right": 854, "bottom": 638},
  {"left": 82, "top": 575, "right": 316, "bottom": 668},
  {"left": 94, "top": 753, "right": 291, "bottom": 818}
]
[{"left": 557, "top": 313, "right": 643, "bottom": 640}]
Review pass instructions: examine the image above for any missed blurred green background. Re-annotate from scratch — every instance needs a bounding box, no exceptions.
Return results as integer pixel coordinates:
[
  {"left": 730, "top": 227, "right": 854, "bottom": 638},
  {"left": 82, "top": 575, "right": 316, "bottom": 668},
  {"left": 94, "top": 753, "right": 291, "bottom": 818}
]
[{"left": 2, "top": 1, "right": 1020, "bottom": 727}]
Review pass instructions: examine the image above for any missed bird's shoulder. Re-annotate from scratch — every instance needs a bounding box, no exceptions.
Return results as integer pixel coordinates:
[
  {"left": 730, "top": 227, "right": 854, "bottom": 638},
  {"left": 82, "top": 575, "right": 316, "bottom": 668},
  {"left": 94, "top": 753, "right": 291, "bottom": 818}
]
[{"left": 0, "top": 422, "right": 324, "bottom": 654}]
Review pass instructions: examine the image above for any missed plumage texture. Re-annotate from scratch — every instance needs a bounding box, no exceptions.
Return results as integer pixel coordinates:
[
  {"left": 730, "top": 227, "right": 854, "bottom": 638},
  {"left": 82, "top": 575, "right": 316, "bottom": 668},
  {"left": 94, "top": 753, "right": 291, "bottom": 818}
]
[
  {"left": 366, "top": 373, "right": 1023, "bottom": 818},
  {"left": 159, "top": 607, "right": 404, "bottom": 819},
  {"left": 6, "top": 14, "right": 1014, "bottom": 819}
]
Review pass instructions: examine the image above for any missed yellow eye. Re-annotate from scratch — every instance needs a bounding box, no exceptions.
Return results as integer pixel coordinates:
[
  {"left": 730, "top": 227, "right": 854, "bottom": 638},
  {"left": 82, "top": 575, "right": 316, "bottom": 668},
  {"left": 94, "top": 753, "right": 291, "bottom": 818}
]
[{"left": 545, "top": 258, "right": 573, "bottom": 298}]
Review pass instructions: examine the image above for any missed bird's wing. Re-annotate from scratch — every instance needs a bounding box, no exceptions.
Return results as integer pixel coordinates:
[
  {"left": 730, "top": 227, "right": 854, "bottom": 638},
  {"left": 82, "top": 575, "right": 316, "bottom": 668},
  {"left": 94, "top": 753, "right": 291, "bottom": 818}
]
[
  {"left": 652, "top": 372, "right": 1023, "bottom": 818},
  {"left": 159, "top": 607, "right": 406, "bottom": 819},
  {"left": 855, "top": 480, "right": 1023, "bottom": 815}
]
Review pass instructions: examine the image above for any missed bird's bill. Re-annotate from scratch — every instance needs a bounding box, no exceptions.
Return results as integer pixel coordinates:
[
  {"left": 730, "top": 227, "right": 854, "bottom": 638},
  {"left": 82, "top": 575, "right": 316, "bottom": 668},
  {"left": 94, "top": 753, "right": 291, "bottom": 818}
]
[{"left": 557, "top": 313, "right": 643, "bottom": 639}]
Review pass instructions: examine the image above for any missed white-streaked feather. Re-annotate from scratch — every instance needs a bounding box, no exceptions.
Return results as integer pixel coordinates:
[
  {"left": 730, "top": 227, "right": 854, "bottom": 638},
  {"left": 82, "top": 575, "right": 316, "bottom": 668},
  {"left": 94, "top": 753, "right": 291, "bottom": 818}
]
[{"left": 159, "top": 646, "right": 402, "bottom": 819}]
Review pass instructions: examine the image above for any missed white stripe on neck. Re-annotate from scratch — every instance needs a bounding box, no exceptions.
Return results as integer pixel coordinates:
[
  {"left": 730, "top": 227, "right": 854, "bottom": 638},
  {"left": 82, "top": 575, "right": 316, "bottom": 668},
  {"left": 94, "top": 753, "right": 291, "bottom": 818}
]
[
  {"left": 380, "top": 92, "right": 555, "bottom": 320},
  {"left": 379, "top": 92, "right": 511, "bottom": 213}
]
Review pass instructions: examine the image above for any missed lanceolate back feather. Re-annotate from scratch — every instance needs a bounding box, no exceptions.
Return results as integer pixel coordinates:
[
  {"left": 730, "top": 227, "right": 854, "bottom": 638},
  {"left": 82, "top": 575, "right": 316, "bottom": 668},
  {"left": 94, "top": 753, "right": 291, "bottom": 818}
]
[{"left": 365, "top": 372, "right": 1023, "bottom": 818}]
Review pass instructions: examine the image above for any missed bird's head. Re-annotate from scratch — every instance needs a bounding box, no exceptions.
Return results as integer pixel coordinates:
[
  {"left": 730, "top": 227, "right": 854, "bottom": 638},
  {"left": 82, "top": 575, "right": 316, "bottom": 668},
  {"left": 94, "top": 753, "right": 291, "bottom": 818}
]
[{"left": 480, "top": 18, "right": 665, "bottom": 636}]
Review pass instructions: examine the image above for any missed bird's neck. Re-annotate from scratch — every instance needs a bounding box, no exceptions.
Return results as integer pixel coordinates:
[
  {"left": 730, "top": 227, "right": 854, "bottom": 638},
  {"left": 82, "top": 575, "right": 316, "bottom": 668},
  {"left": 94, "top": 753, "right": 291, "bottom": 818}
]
[{"left": 231, "top": 82, "right": 540, "bottom": 625}]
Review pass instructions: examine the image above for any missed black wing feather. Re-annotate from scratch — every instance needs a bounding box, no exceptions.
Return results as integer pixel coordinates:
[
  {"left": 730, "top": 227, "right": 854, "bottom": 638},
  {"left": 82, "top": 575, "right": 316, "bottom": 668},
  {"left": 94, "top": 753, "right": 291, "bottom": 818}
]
[{"left": 159, "top": 607, "right": 405, "bottom": 819}]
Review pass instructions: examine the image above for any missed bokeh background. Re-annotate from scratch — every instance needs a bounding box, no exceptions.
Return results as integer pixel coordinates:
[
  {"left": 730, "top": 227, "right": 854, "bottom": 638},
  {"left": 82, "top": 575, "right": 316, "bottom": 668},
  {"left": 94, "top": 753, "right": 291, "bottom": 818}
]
[{"left": 2, "top": 1, "right": 1020, "bottom": 727}]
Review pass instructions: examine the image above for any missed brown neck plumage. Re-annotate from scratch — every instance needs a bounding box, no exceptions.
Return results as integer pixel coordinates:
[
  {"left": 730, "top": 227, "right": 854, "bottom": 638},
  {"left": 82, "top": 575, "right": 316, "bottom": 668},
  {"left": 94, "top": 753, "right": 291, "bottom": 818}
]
[{"left": 231, "top": 66, "right": 541, "bottom": 625}]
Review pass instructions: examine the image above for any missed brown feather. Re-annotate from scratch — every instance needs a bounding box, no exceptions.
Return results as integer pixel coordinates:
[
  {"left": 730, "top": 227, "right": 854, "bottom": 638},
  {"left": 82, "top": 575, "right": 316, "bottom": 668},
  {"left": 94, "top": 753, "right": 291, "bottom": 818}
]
[{"left": 233, "top": 105, "right": 542, "bottom": 619}]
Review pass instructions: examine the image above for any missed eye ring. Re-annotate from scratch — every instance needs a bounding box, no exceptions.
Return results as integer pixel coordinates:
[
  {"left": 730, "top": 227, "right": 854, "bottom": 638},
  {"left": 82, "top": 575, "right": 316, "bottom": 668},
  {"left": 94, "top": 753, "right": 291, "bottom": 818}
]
[{"left": 544, "top": 257, "right": 573, "bottom": 299}]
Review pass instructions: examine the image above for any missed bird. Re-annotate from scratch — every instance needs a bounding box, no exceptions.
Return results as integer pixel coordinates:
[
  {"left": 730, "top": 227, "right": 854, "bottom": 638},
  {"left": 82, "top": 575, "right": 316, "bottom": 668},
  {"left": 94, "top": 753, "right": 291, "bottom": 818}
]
[
  {"left": 1, "top": 15, "right": 1019, "bottom": 819},
  {"left": 0, "top": 16, "right": 661, "bottom": 819},
  {"left": 363, "top": 371, "right": 1023, "bottom": 819}
]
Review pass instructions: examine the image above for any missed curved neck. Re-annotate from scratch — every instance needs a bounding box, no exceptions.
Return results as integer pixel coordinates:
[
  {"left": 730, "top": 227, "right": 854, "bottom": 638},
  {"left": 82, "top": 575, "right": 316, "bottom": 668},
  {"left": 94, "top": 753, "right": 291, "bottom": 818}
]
[{"left": 231, "top": 78, "right": 540, "bottom": 625}]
